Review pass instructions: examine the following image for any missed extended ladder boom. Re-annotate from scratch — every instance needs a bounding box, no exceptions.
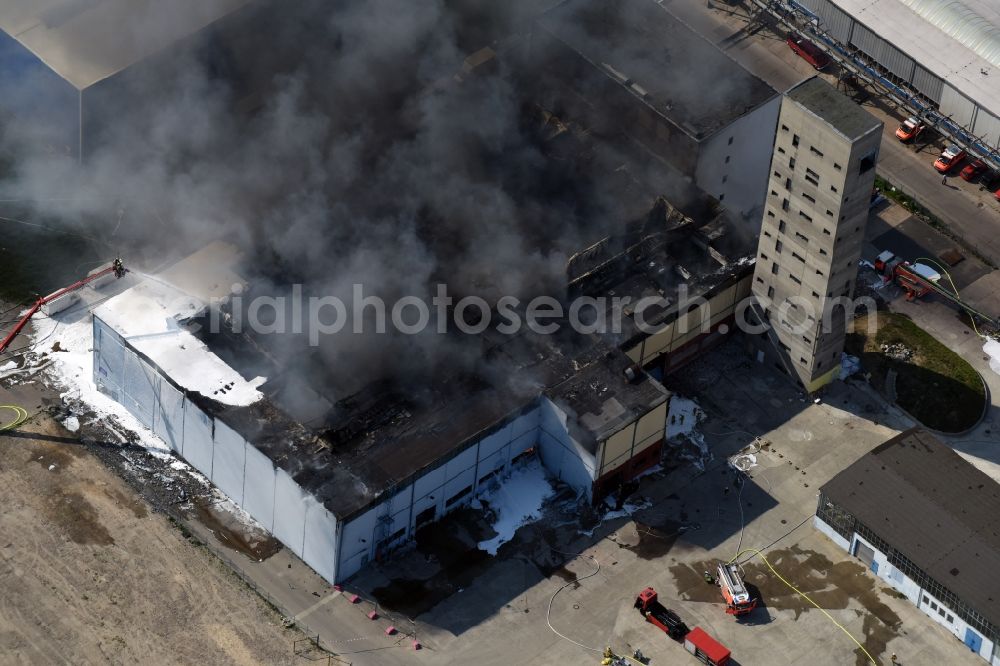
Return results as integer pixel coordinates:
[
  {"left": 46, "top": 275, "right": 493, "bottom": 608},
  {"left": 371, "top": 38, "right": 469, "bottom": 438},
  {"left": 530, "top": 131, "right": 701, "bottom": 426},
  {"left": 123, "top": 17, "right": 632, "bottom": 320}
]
[{"left": 0, "top": 258, "right": 125, "bottom": 356}]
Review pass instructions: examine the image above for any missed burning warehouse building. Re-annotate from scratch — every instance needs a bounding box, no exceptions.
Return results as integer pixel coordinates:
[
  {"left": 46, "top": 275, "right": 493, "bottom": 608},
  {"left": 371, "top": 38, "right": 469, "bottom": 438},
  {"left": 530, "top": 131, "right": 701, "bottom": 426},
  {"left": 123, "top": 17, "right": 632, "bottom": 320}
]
[
  {"left": 89, "top": 179, "right": 756, "bottom": 584},
  {"left": 90, "top": 242, "right": 672, "bottom": 582}
]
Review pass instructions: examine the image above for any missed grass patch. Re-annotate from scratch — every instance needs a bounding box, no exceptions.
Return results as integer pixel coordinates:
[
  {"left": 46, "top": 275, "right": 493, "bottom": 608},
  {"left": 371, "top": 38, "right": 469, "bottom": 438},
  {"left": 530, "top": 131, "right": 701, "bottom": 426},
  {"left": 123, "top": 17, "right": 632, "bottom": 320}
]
[{"left": 846, "top": 312, "right": 984, "bottom": 432}]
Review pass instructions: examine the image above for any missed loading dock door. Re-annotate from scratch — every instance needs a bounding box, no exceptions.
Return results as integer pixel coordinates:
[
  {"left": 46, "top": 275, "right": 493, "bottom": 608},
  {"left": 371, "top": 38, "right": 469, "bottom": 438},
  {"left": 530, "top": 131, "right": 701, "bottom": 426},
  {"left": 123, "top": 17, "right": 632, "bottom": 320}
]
[
  {"left": 964, "top": 628, "right": 982, "bottom": 654},
  {"left": 855, "top": 540, "right": 876, "bottom": 571}
]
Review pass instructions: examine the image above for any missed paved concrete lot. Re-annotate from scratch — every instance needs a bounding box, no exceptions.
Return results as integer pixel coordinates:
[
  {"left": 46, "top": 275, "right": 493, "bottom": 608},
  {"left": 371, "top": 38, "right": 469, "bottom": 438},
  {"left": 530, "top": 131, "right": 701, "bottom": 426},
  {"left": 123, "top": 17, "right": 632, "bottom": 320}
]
[{"left": 207, "top": 341, "right": 986, "bottom": 666}]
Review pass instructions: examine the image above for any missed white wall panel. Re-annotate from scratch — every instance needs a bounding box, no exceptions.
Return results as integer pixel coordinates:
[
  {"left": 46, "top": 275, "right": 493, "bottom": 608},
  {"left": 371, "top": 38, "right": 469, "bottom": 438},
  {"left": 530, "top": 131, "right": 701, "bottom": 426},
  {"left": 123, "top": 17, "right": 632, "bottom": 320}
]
[
  {"left": 181, "top": 402, "right": 214, "bottom": 477},
  {"left": 912, "top": 64, "right": 943, "bottom": 102},
  {"left": 973, "top": 108, "right": 1000, "bottom": 147},
  {"left": 212, "top": 421, "right": 247, "bottom": 506},
  {"left": 242, "top": 445, "right": 276, "bottom": 531},
  {"left": 302, "top": 498, "right": 338, "bottom": 583},
  {"left": 537, "top": 398, "right": 597, "bottom": 495},
  {"left": 476, "top": 448, "right": 508, "bottom": 486},
  {"left": 272, "top": 468, "right": 307, "bottom": 557},
  {"left": 445, "top": 446, "right": 477, "bottom": 480},
  {"left": 509, "top": 408, "right": 540, "bottom": 440},
  {"left": 413, "top": 465, "right": 446, "bottom": 501},
  {"left": 802, "top": 0, "right": 854, "bottom": 43},
  {"left": 940, "top": 83, "right": 977, "bottom": 127},
  {"left": 443, "top": 468, "right": 476, "bottom": 504},
  {"left": 339, "top": 507, "right": 377, "bottom": 579},
  {"left": 122, "top": 350, "right": 156, "bottom": 429},
  {"left": 93, "top": 319, "right": 126, "bottom": 400},
  {"left": 153, "top": 377, "right": 185, "bottom": 454},
  {"left": 387, "top": 485, "right": 413, "bottom": 516},
  {"left": 477, "top": 425, "right": 512, "bottom": 459}
]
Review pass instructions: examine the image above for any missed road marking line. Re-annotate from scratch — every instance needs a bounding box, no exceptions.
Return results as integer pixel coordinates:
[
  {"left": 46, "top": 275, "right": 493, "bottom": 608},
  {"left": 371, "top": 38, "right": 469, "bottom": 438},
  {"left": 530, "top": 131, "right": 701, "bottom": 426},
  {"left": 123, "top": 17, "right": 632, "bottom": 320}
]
[{"left": 294, "top": 589, "right": 342, "bottom": 622}]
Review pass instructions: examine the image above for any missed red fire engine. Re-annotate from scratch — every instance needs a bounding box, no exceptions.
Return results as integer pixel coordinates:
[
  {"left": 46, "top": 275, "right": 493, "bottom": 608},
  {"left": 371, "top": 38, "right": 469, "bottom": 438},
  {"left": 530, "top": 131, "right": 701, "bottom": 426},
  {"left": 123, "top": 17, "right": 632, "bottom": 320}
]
[
  {"left": 716, "top": 563, "right": 757, "bottom": 616},
  {"left": 873, "top": 250, "right": 938, "bottom": 300}
]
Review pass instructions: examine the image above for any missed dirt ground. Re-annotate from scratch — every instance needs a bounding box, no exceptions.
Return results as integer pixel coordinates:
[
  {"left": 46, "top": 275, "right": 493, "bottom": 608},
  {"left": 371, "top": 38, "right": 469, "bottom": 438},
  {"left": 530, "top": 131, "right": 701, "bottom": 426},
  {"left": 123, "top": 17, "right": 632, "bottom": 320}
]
[{"left": 0, "top": 415, "right": 301, "bottom": 666}]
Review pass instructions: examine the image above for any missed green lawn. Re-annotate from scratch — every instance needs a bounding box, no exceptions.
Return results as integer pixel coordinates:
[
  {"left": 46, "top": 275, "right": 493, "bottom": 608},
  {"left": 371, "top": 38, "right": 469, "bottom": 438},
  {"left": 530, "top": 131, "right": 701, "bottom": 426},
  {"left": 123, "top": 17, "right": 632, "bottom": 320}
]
[{"left": 845, "top": 312, "right": 985, "bottom": 432}]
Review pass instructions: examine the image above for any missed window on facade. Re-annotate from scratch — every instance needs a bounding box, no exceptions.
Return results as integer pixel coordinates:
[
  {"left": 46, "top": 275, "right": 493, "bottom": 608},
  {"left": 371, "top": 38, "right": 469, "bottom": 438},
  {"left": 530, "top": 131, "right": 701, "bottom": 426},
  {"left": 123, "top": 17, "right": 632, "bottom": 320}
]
[
  {"left": 799, "top": 211, "right": 812, "bottom": 222},
  {"left": 755, "top": 275, "right": 764, "bottom": 283},
  {"left": 923, "top": 596, "right": 930, "bottom": 605},
  {"left": 792, "top": 134, "right": 800, "bottom": 146},
  {"left": 728, "top": 136, "right": 734, "bottom": 145},
  {"left": 834, "top": 162, "right": 842, "bottom": 171},
  {"left": 781, "top": 124, "right": 789, "bottom": 131},
  {"left": 792, "top": 252, "right": 805, "bottom": 263},
  {"left": 725, "top": 155, "right": 731, "bottom": 164},
  {"left": 810, "top": 146, "right": 824, "bottom": 157},
  {"left": 782, "top": 199, "right": 790, "bottom": 212},
  {"left": 767, "top": 210, "right": 775, "bottom": 217},
  {"left": 859, "top": 153, "right": 875, "bottom": 174},
  {"left": 803, "top": 336, "right": 811, "bottom": 344},
  {"left": 826, "top": 209, "right": 834, "bottom": 217},
  {"left": 830, "top": 185, "right": 838, "bottom": 193},
  {"left": 777, "top": 146, "right": 786, "bottom": 154},
  {"left": 805, "top": 175, "right": 819, "bottom": 186},
  {"left": 763, "top": 230, "right": 772, "bottom": 237},
  {"left": 823, "top": 228, "right": 832, "bottom": 235},
  {"left": 789, "top": 157, "right": 796, "bottom": 169},
  {"left": 812, "top": 291, "right": 820, "bottom": 298},
  {"left": 774, "top": 170, "right": 781, "bottom": 178},
  {"left": 799, "top": 357, "right": 808, "bottom": 365},
  {"left": 795, "top": 231, "right": 809, "bottom": 243},
  {"left": 776, "top": 239, "right": 783, "bottom": 252},
  {"left": 947, "top": 613, "right": 954, "bottom": 623},
  {"left": 767, "top": 286, "right": 775, "bottom": 298},
  {"left": 719, "top": 193, "right": 725, "bottom": 201},
  {"left": 771, "top": 263, "right": 780, "bottom": 275},
  {"left": 785, "top": 177, "right": 792, "bottom": 190},
  {"left": 779, "top": 220, "right": 787, "bottom": 232},
  {"left": 816, "top": 269, "right": 824, "bottom": 276},
  {"left": 819, "top": 248, "right": 828, "bottom": 255},
  {"left": 789, "top": 274, "right": 801, "bottom": 284},
  {"left": 722, "top": 175, "right": 728, "bottom": 183},
  {"left": 803, "top": 193, "right": 815, "bottom": 203}
]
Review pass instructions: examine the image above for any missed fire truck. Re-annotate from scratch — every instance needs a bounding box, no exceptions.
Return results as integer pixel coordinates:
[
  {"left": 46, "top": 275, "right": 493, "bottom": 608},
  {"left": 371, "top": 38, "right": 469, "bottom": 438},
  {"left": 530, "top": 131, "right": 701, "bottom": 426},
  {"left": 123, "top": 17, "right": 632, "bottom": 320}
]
[
  {"left": 873, "top": 251, "right": 939, "bottom": 300},
  {"left": 716, "top": 563, "right": 757, "bottom": 616},
  {"left": 634, "top": 587, "right": 689, "bottom": 639},
  {"left": 634, "top": 587, "right": 732, "bottom": 665}
]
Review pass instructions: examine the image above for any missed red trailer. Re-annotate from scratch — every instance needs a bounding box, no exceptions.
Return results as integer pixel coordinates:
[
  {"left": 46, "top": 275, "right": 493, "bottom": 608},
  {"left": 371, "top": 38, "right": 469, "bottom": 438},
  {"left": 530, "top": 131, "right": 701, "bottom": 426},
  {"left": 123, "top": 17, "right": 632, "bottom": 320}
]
[{"left": 684, "top": 627, "right": 731, "bottom": 665}]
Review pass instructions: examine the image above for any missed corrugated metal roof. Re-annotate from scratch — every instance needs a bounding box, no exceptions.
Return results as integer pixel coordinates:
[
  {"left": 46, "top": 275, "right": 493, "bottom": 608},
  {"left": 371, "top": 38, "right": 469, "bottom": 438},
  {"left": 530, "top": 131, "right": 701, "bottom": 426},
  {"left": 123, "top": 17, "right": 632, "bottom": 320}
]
[
  {"left": 0, "top": 0, "right": 251, "bottom": 90},
  {"left": 832, "top": 0, "right": 1000, "bottom": 117},
  {"left": 821, "top": 429, "right": 1000, "bottom": 631},
  {"left": 898, "top": 0, "right": 1000, "bottom": 67}
]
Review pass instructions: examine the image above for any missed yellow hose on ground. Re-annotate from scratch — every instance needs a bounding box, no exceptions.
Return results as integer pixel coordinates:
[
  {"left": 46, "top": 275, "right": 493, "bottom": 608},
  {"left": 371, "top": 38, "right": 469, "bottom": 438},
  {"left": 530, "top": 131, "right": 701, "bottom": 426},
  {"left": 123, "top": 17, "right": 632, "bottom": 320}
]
[
  {"left": 914, "top": 257, "right": 985, "bottom": 338},
  {"left": 0, "top": 405, "right": 29, "bottom": 431},
  {"left": 729, "top": 548, "right": 879, "bottom": 665}
]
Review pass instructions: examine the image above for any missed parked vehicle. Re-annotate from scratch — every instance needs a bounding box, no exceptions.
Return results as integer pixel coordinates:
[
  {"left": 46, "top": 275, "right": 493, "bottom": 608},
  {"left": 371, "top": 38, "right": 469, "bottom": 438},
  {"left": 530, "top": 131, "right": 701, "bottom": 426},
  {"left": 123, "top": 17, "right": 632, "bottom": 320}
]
[
  {"left": 635, "top": 587, "right": 689, "bottom": 639},
  {"left": 933, "top": 144, "right": 965, "bottom": 173},
  {"left": 717, "top": 563, "right": 757, "bottom": 616},
  {"left": 960, "top": 159, "right": 988, "bottom": 182},
  {"left": 895, "top": 116, "right": 925, "bottom": 142},
  {"left": 786, "top": 35, "right": 831, "bottom": 70}
]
